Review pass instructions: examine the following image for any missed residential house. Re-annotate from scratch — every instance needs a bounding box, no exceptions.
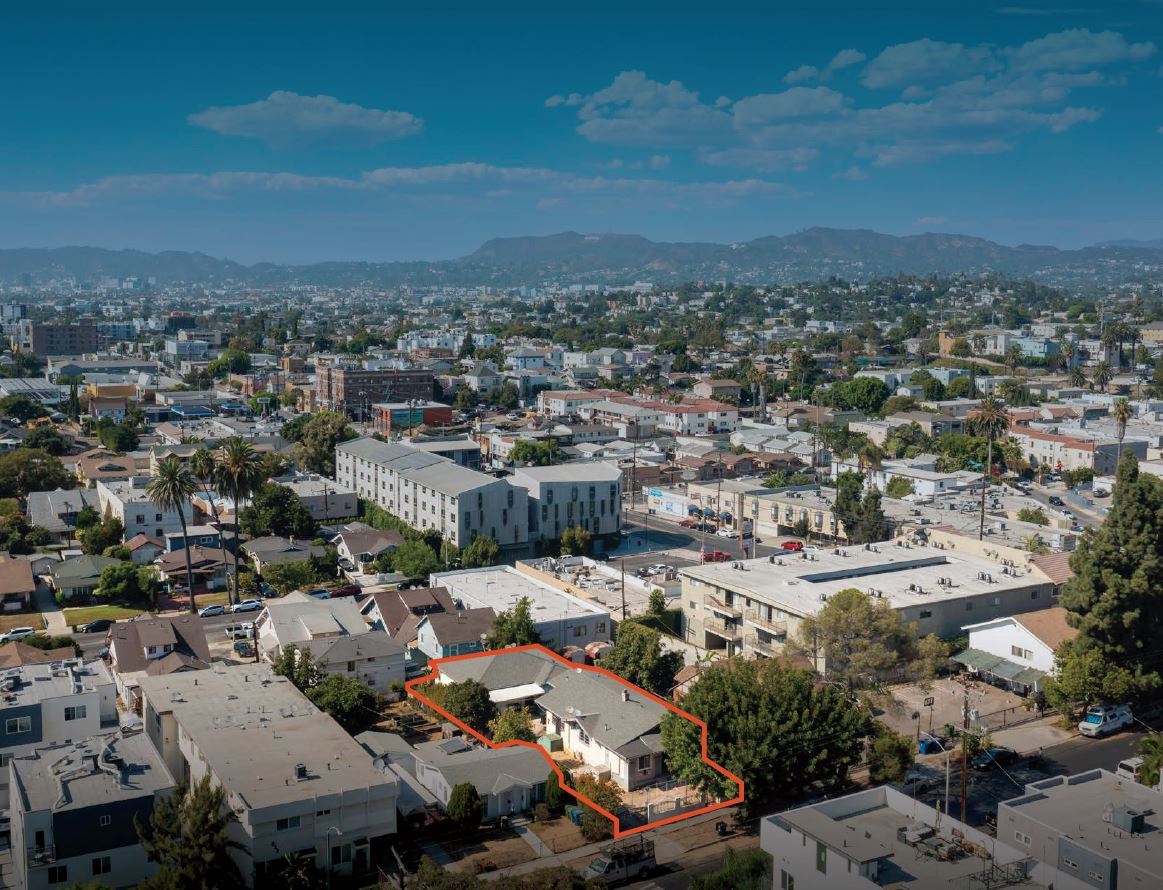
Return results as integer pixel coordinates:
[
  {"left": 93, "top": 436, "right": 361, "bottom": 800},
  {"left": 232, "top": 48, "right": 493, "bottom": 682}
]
[
  {"left": 9, "top": 731, "right": 175, "bottom": 890},
  {"left": 0, "top": 558, "right": 37, "bottom": 613},
  {"left": 411, "top": 738, "right": 549, "bottom": 821},
  {"left": 331, "top": 523, "right": 404, "bottom": 571},
  {"left": 96, "top": 477, "right": 194, "bottom": 541},
  {"left": 254, "top": 592, "right": 405, "bottom": 694},
  {"left": 139, "top": 665, "right": 397, "bottom": 885},
  {"left": 692, "top": 379, "right": 742, "bottom": 401},
  {"left": 48, "top": 555, "right": 121, "bottom": 602},
  {"left": 509, "top": 462, "right": 623, "bottom": 543},
  {"left": 0, "top": 642, "right": 77, "bottom": 670},
  {"left": 73, "top": 450, "right": 136, "bottom": 487},
  {"left": 885, "top": 411, "right": 965, "bottom": 437},
  {"left": 88, "top": 396, "right": 128, "bottom": 422},
  {"left": 415, "top": 608, "right": 496, "bottom": 660},
  {"left": 107, "top": 615, "right": 212, "bottom": 710},
  {"left": 462, "top": 362, "right": 503, "bottom": 393},
  {"left": 360, "top": 586, "right": 457, "bottom": 642},
  {"left": 25, "top": 489, "right": 101, "bottom": 544},
  {"left": 954, "top": 607, "right": 1077, "bottom": 695},
  {"left": 155, "top": 546, "right": 231, "bottom": 595},
  {"left": 162, "top": 525, "right": 222, "bottom": 552},
  {"left": 241, "top": 536, "right": 326, "bottom": 574},
  {"left": 124, "top": 534, "right": 165, "bottom": 565}
]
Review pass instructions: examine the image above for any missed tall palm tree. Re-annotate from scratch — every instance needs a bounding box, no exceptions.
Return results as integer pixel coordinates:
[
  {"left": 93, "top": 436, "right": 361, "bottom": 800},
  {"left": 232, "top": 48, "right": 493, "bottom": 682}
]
[
  {"left": 1068, "top": 365, "right": 1087, "bottom": 388},
  {"left": 968, "top": 397, "right": 1009, "bottom": 541},
  {"left": 1092, "top": 360, "right": 1113, "bottom": 392},
  {"left": 189, "top": 448, "right": 221, "bottom": 526},
  {"left": 214, "top": 437, "right": 263, "bottom": 606},
  {"left": 147, "top": 456, "right": 199, "bottom": 614},
  {"left": 1005, "top": 344, "right": 1023, "bottom": 377},
  {"left": 857, "top": 441, "right": 886, "bottom": 490},
  {"left": 1112, "top": 397, "right": 1133, "bottom": 466},
  {"left": 1139, "top": 732, "right": 1163, "bottom": 788}
]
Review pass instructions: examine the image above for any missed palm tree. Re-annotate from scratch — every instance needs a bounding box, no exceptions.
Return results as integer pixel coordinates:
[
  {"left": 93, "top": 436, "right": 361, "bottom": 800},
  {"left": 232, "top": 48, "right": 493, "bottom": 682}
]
[
  {"left": 1021, "top": 533, "right": 1048, "bottom": 555},
  {"left": 189, "top": 448, "right": 221, "bottom": 526},
  {"left": 214, "top": 437, "right": 263, "bottom": 606},
  {"left": 857, "top": 441, "right": 886, "bottom": 490},
  {"left": 147, "top": 456, "right": 199, "bottom": 614},
  {"left": 1112, "top": 397, "right": 1133, "bottom": 467},
  {"left": 1068, "top": 365, "right": 1087, "bottom": 388},
  {"left": 1092, "top": 360, "right": 1113, "bottom": 392},
  {"left": 967, "top": 397, "right": 1009, "bottom": 541},
  {"left": 1139, "top": 732, "right": 1163, "bottom": 788},
  {"left": 1060, "top": 340, "right": 1076, "bottom": 370},
  {"left": 1005, "top": 344, "right": 1023, "bottom": 377}
]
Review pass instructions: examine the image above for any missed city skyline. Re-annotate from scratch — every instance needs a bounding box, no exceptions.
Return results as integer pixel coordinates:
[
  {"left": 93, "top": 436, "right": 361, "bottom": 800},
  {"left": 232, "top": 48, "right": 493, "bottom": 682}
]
[{"left": 2, "top": 0, "right": 1162, "bottom": 262}]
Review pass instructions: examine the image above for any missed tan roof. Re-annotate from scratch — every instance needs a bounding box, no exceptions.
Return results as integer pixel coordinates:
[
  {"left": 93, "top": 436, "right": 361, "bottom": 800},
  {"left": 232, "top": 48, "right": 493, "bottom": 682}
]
[
  {"left": 0, "top": 558, "right": 36, "bottom": 596},
  {"left": 1029, "top": 552, "right": 1075, "bottom": 586},
  {"left": 1014, "top": 607, "right": 1078, "bottom": 651},
  {"left": 0, "top": 641, "right": 74, "bottom": 669}
]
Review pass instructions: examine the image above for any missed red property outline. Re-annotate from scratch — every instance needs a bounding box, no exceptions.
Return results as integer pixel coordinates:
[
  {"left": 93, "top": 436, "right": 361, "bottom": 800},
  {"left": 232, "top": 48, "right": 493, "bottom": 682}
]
[{"left": 405, "top": 643, "right": 744, "bottom": 838}]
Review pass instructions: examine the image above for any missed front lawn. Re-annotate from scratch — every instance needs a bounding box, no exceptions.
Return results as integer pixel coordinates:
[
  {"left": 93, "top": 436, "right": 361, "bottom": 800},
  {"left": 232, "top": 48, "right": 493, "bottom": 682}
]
[
  {"left": 64, "top": 605, "right": 146, "bottom": 628},
  {"left": 0, "top": 614, "right": 46, "bottom": 633}
]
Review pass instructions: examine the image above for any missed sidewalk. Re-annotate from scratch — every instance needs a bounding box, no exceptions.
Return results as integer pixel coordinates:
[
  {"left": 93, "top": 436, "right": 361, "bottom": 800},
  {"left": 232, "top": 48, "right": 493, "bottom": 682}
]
[{"left": 991, "top": 713, "right": 1074, "bottom": 753}]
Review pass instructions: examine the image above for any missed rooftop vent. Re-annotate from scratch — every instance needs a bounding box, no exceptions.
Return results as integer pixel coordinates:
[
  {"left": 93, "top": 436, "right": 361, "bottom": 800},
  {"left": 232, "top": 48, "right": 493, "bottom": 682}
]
[{"left": 294, "top": 763, "right": 308, "bottom": 780}]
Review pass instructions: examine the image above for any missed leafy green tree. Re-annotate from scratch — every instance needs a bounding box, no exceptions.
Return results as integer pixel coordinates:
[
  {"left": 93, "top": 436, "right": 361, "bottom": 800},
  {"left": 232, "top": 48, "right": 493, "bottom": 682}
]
[
  {"left": 0, "top": 449, "right": 73, "bottom": 498},
  {"left": 946, "top": 376, "right": 974, "bottom": 398},
  {"left": 483, "top": 381, "right": 520, "bottom": 410},
  {"left": 1137, "top": 733, "right": 1163, "bottom": 788},
  {"left": 488, "top": 596, "right": 541, "bottom": 648},
  {"left": 1058, "top": 452, "right": 1163, "bottom": 694},
  {"left": 831, "top": 377, "right": 890, "bottom": 414},
  {"left": 147, "top": 455, "right": 198, "bottom": 613},
  {"left": 1043, "top": 644, "right": 1139, "bottom": 721},
  {"left": 295, "top": 411, "right": 355, "bottom": 476},
  {"left": 573, "top": 775, "right": 621, "bottom": 842},
  {"left": 263, "top": 561, "right": 317, "bottom": 594},
  {"left": 868, "top": 726, "right": 915, "bottom": 783},
  {"left": 0, "top": 394, "right": 48, "bottom": 422},
  {"left": 852, "top": 486, "right": 891, "bottom": 544},
  {"left": 545, "top": 768, "right": 570, "bottom": 815},
  {"left": 214, "top": 437, "right": 263, "bottom": 605},
  {"left": 79, "top": 517, "right": 124, "bottom": 555},
  {"left": 488, "top": 707, "right": 537, "bottom": 743},
  {"left": 24, "top": 426, "right": 68, "bottom": 455},
  {"left": 95, "top": 419, "right": 138, "bottom": 452},
  {"left": 1017, "top": 507, "right": 1049, "bottom": 526},
  {"left": 599, "top": 623, "right": 684, "bottom": 698},
  {"left": 832, "top": 471, "right": 863, "bottom": 537},
  {"left": 271, "top": 644, "right": 323, "bottom": 691},
  {"left": 661, "top": 658, "right": 867, "bottom": 816},
  {"left": 239, "top": 481, "right": 316, "bottom": 539},
  {"left": 447, "top": 782, "right": 482, "bottom": 829},
  {"left": 307, "top": 673, "right": 377, "bottom": 729},
  {"left": 689, "top": 850, "right": 772, "bottom": 890},
  {"left": 559, "top": 526, "right": 592, "bottom": 556},
  {"left": 509, "top": 439, "right": 560, "bottom": 466},
  {"left": 96, "top": 562, "right": 155, "bottom": 603},
  {"left": 75, "top": 504, "right": 100, "bottom": 529},
  {"left": 884, "top": 476, "right": 915, "bottom": 499},
  {"left": 135, "top": 774, "right": 246, "bottom": 890},
  {"left": 792, "top": 588, "right": 919, "bottom": 686},
  {"left": 452, "top": 385, "right": 477, "bottom": 411},
  {"left": 207, "top": 347, "right": 251, "bottom": 378},
  {"left": 391, "top": 539, "right": 440, "bottom": 579},
  {"left": 440, "top": 679, "right": 497, "bottom": 734},
  {"left": 22, "top": 634, "right": 82, "bottom": 657},
  {"left": 461, "top": 534, "right": 500, "bottom": 568},
  {"left": 648, "top": 588, "right": 667, "bottom": 615}
]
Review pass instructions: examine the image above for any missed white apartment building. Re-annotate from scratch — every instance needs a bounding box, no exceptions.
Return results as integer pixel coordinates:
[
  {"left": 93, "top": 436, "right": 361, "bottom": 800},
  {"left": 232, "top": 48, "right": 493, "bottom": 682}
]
[
  {"left": 336, "top": 438, "right": 528, "bottom": 549},
  {"left": 1010, "top": 426, "right": 1143, "bottom": 475},
  {"left": 139, "top": 665, "right": 397, "bottom": 886},
  {"left": 510, "top": 462, "right": 623, "bottom": 542},
  {"left": 96, "top": 477, "right": 194, "bottom": 540},
  {"left": 396, "top": 329, "right": 496, "bottom": 353}
]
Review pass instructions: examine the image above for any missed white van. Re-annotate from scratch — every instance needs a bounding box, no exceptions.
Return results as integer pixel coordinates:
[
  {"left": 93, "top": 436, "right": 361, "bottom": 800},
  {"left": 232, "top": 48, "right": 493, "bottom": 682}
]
[
  {"left": 1078, "top": 703, "right": 1134, "bottom": 738},
  {"left": 1116, "top": 756, "right": 1161, "bottom": 791}
]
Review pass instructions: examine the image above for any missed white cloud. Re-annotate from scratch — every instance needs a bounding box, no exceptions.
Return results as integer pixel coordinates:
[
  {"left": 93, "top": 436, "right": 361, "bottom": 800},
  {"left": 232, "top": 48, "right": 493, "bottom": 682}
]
[
  {"left": 913, "top": 215, "right": 947, "bottom": 226},
  {"left": 833, "top": 166, "right": 869, "bottom": 180},
  {"left": 189, "top": 91, "right": 422, "bottom": 146},
  {"left": 784, "top": 49, "right": 866, "bottom": 84},
  {"left": 868, "top": 139, "right": 1013, "bottom": 166},
  {"left": 1006, "top": 29, "right": 1156, "bottom": 72},
  {"left": 732, "top": 87, "right": 848, "bottom": 126},
  {"left": 698, "top": 147, "right": 819, "bottom": 171},
  {"left": 574, "top": 71, "right": 733, "bottom": 146},
  {"left": 862, "top": 39, "right": 1000, "bottom": 89},
  {"left": 783, "top": 65, "right": 820, "bottom": 84},
  {"left": 648, "top": 154, "right": 671, "bottom": 169},
  {"left": 546, "top": 93, "right": 583, "bottom": 108}
]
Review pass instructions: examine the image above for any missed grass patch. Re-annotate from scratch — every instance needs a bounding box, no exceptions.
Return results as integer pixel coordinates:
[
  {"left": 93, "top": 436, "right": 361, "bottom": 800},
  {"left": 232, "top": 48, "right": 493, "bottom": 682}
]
[
  {"left": 63, "top": 604, "right": 146, "bottom": 628},
  {"left": 0, "top": 614, "right": 45, "bottom": 633}
]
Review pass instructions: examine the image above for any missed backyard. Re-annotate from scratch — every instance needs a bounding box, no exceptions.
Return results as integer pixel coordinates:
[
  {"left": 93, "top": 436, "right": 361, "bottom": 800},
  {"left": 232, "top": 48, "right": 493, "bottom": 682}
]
[{"left": 442, "top": 826, "right": 538, "bottom": 874}]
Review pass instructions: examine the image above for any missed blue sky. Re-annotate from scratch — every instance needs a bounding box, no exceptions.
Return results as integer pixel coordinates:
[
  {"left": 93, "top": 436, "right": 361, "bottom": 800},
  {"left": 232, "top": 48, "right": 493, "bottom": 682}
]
[{"left": 2, "top": 0, "right": 1162, "bottom": 263}]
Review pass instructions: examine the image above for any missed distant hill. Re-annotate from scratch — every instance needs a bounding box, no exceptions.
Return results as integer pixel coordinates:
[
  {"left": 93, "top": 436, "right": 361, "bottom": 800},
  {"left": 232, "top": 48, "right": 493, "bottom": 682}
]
[
  {"left": 3, "top": 228, "right": 1163, "bottom": 288},
  {"left": 1097, "top": 238, "right": 1163, "bottom": 250}
]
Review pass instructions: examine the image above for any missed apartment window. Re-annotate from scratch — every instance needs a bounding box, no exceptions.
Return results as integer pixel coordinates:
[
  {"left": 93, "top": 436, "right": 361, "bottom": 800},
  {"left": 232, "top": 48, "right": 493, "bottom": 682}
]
[
  {"left": 155, "top": 513, "right": 162, "bottom": 521},
  {"left": 780, "top": 869, "right": 795, "bottom": 890},
  {"left": 578, "top": 727, "right": 590, "bottom": 745},
  {"left": 317, "top": 809, "right": 331, "bottom": 817},
  {"left": 347, "top": 661, "right": 356, "bottom": 672},
  {"left": 507, "top": 490, "right": 514, "bottom": 508},
  {"left": 596, "top": 622, "right": 606, "bottom": 634},
  {"left": 1030, "top": 590, "right": 1040, "bottom": 599},
  {"left": 573, "top": 624, "right": 587, "bottom": 637},
  {"left": 65, "top": 705, "right": 87, "bottom": 722},
  {"left": 47, "top": 866, "right": 68, "bottom": 885},
  {"left": 919, "top": 609, "right": 932, "bottom": 619},
  {"left": 816, "top": 841, "right": 827, "bottom": 874},
  {"left": 276, "top": 815, "right": 301, "bottom": 831},
  {"left": 92, "top": 856, "right": 111, "bottom": 876},
  {"left": 965, "top": 602, "right": 974, "bottom": 611},
  {"left": 1014, "top": 830, "right": 1031, "bottom": 846},
  {"left": 99, "top": 814, "right": 111, "bottom": 827},
  {"left": 135, "top": 514, "right": 145, "bottom": 524},
  {"left": 637, "top": 755, "right": 651, "bottom": 771},
  {"left": 6, "top": 716, "right": 31, "bottom": 734}
]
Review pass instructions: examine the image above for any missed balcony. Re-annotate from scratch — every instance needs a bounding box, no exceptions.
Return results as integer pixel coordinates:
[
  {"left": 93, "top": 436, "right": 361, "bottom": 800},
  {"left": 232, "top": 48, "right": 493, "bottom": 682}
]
[
  {"left": 27, "top": 845, "right": 56, "bottom": 865},
  {"left": 744, "top": 634, "right": 782, "bottom": 657},
  {"left": 705, "top": 596, "right": 742, "bottom": 619},
  {"left": 744, "top": 610, "right": 787, "bottom": 636},
  {"left": 704, "top": 618, "right": 742, "bottom": 641}
]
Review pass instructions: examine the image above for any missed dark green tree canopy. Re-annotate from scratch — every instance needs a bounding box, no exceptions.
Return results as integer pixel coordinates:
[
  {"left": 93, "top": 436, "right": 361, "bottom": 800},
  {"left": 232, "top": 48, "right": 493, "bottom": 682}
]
[{"left": 239, "top": 481, "right": 316, "bottom": 539}]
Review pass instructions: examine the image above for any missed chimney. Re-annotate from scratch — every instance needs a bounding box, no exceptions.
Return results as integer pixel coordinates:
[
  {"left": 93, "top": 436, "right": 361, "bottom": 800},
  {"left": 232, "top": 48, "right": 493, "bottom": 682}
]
[{"left": 621, "top": 688, "right": 629, "bottom": 702}]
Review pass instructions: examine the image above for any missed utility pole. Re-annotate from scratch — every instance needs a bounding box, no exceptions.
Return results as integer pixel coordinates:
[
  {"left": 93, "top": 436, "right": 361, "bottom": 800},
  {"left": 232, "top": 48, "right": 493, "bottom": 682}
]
[
  {"left": 619, "top": 557, "right": 627, "bottom": 621},
  {"left": 960, "top": 680, "right": 970, "bottom": 824}
]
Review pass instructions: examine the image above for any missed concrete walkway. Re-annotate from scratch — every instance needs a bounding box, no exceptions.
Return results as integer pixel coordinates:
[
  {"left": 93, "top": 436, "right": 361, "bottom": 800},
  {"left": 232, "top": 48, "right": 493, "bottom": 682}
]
[
  {"left": 418, "top": 841, "right": 453, "bottom": 867},
  {"left": 511, "top": 823, "right": 553, "bottom": 858},
  {"left": 34, "top": 583, "right": 68, "bottom": 635}
]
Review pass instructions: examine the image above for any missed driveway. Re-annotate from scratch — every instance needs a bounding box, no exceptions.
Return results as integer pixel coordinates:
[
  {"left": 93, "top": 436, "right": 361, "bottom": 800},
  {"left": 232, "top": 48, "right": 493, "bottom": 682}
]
[{"left": 33, "top": 581, "right": 68, "bottom": 635}]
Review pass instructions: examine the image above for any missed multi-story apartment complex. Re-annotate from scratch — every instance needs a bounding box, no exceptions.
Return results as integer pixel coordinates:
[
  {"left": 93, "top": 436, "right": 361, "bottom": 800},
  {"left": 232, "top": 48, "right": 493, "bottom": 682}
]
[
  {"left": 336, "top": 438, "right": 528, "bottom": 549},
  {"left": 138, "top": 664, "right": 397, "bottom": 886},
  {"left": 314, "top": 366, "right": 434, "bottom": 415},
  {"left": 1010, "top": 426, "right": 1142, "bottom": 475},
  {"left": 510, "top": 462, "right": 623, "bottom": 541},
  {"left": 9, "top": 732, "right": 174, "bottom": 890},
  {"left": 13, "top": 321, "right": 98, "bottom": 356},
  {"left": 96, "top": 477, "right": 194, "bottom": 540}
]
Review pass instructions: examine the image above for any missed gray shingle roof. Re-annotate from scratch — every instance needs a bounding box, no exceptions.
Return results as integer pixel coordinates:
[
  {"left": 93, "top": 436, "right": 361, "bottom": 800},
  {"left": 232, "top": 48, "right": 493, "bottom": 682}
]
[{"left": 536, "top": 669, "right": 666, "bottom": 753}]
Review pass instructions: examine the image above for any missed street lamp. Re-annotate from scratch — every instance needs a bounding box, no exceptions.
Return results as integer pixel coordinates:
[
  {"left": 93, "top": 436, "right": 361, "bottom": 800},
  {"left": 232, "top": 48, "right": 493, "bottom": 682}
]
[
  {"left": 326, "top": 825, "right": 343, "bottom": 890},
  {"left": 919, "top": 731, "right": 951, "bottom": 817}
]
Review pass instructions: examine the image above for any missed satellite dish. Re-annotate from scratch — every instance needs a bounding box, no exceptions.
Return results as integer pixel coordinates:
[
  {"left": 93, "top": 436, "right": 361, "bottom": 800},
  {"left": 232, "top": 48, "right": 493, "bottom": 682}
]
[{"left": 680, "top": 470, "right": 699, "bottom": 482}]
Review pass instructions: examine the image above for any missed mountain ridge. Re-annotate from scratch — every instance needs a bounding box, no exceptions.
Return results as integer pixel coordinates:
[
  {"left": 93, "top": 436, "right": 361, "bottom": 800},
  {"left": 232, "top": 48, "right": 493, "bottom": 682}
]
[{"left": 2, "top": 227, "right": 1161, "bottom": 288}]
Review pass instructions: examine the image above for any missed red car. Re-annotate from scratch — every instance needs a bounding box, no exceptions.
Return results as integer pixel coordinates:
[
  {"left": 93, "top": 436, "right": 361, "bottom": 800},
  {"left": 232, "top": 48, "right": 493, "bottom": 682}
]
[
  {"left": 702, "top": 550, "right": 731, "bottom": 563},
  {"left": 680, "top": 518, "right": 699, "bottom": 529},
  {"left": 329, "top": 584, "right": 362, "bottom": 598},
  {"left": 780, "top": 540, "right": 805, "bottom": 552}
]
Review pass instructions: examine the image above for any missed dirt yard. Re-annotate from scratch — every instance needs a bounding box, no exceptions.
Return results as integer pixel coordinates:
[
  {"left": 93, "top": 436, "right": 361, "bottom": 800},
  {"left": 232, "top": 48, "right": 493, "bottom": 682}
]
[
  {"left": 879, "top": 677, "right": 1032, "bottom": 740},
  {"left": 528, "top": 817, "right": 588, "bottom": 854},
  {"left": 447, "top": 828, "right": 537, "bottom": 874}
]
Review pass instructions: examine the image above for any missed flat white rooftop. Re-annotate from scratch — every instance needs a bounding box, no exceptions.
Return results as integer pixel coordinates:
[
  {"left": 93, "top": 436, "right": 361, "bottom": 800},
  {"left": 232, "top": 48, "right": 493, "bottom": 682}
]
[{"left": 432, "top": 566, "right": 609, "bottom": 621}]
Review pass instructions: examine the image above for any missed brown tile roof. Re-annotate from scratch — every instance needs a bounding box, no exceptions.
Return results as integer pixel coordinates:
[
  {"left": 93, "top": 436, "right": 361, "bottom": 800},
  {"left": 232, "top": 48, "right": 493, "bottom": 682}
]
[
  {"left": 0, "top": 558, "right": 35, "bottom": 596},
  {"left": 1029, "top": 552, "right": 1076, "bottom": 586},
  {"left": 1014, "top": 607, "right": 1078, "bottom": 651}
]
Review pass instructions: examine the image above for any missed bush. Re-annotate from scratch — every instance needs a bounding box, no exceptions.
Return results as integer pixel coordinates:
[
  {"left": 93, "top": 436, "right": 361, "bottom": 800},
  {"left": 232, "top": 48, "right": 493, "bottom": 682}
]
[
  {"left": 447, "top": 782, "right": 482, "bottom": 829},
  {"left": 533, "top": 803, "right": 550, "bottom": 823},
  {"left": 885, "top": 477, "right": 915, "bottom": 499}
]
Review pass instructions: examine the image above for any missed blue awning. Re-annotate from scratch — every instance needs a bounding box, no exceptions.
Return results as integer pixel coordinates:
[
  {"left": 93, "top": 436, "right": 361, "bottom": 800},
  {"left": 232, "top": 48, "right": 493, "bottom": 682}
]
[
  {"left": 702, "top": 507, "right": 716, "bottom": 517},
  {"left": 719, "top": 512, "right": 733, "bottom": 522}
]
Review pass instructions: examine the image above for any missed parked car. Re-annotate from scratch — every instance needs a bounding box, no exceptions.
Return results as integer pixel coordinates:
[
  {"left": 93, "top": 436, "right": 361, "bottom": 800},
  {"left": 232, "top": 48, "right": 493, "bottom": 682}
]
[
  {"left": 1078, "top": 703, "right": 1134, "bottom": 738},
  {"left": 716, "top": 528, "right": 739, "bottom": 539},
  {"left": 78, "top": 619, "right": 115, "bottom": 634},
  {"left": 679, "top": 518, "right": 699, "bottom": 529},
  {"left": 1093, "top": 488, "right": 1110, "bottom": 498},
  {"left": 329, "top": 584, "right": 361, "bottom": 598},
  {"left": 1048, "top": 495, "right": 1064, "bottom": 506},
  {"left": 224, "top": 623, "right": 254, "bottom": 640},
  {"left": 0, "top": 627, "right": 37, "bottom": 643},
  {"left": 198, "top": 604, "right": 226, "bottom": 618},
  {"left": 646, "top": 563, "right": 673, "bottom": 575},
  {"left": 583, "top": 838, "right": 656, "bottom": 884},
  {"left": 233, "top": 640, "right": 255, "bottom": 659},
  {"left": 701, "top": 550, "right": 731, "bottom": 563},
  {"left": 231, "top": 599, "right": 263, "bottom": 613},
  {"left": 780, "top": 540, "right": 804, "bottom": 552},
  {"left": 306, "top": 588, "right": 331, "bottom": 599},
  {"left": 971, "top": 747, "right": 1018, "bottom": 771}
]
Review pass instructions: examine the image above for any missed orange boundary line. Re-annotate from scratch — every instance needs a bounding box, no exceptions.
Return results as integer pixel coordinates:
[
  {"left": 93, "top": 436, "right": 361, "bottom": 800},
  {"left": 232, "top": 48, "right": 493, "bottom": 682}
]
[{"left": 405, "top": 643, "right": 744, "bottom": 838}]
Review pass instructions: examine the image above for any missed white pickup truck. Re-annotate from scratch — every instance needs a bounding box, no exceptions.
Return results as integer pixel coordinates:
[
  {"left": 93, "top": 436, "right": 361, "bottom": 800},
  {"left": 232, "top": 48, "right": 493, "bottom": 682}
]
[
  {"left": 1078, "top": 703, "right": 1134, "bottom": 738},
  {"left": 583, "top": 838, "right": 656, "bottom": 884}
]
